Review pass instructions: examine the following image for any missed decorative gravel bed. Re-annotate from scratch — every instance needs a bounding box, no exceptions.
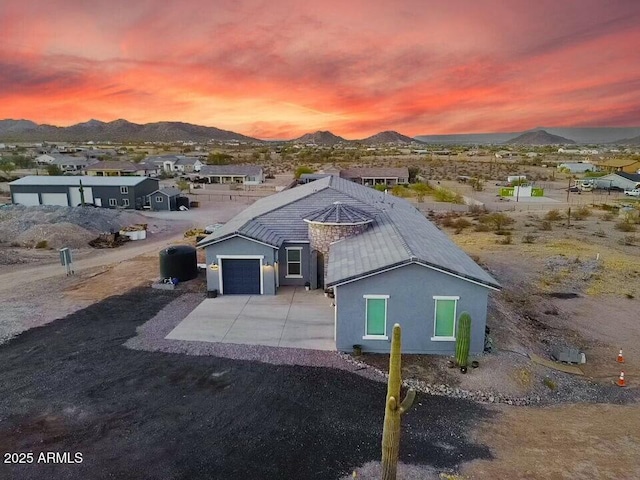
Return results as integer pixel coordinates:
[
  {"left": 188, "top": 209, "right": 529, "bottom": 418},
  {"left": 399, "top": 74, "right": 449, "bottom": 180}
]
[{"left": 127, "top": 293, "right": 640, "bottom": 408}]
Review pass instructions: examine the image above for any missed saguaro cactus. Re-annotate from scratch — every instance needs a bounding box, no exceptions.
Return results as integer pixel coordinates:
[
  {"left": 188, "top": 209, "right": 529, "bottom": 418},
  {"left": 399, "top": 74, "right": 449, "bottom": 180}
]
[
  {"left": 381, "top": 323, "right": 416, "bottom": 480},
  {"left": 455, "top": 312, "right": 472, "bottom": 371}
]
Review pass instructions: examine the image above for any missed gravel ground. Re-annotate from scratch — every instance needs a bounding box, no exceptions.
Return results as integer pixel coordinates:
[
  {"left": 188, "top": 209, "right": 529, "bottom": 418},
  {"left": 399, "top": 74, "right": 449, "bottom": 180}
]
[
  {"left": 0, "top": 289, "right": 492, "bottom": 480},
  {"left": 127, "top": 293, "right": 640, "bottom": 407}
]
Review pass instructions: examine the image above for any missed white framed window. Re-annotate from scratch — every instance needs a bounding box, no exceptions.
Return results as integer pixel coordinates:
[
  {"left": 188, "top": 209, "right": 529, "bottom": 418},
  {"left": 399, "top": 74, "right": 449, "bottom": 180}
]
[
  {"left": 120, "top": 186, "right": 128, "bottom": 194},
  {"left": 432, "top": 296, "right": 459, "bottom": 341},
  {"left": 109, "top": 198, "right": 117, "bottom": 206},
  {"left": 122, "top": 198, "right": 130, "bottom": 207},
  {"left": 363, "top": 295, "right": 389, "bottom": 340},
  {"left": 155, "top": 195, "right": 164, "bottom": 202},
  {"left": 285, "top": 247, "right": 302, "bottom": 278}
]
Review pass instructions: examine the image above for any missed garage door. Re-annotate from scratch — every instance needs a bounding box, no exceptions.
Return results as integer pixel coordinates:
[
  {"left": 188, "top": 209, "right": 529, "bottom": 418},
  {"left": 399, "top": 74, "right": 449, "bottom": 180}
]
[
  {"left": 12, "top": 193, "right": 40, "bottom": 206},
  {"left": 221, "top": 259, "right": 261, "bottom": 294},
  {"left": 41, "top": 193, "right": 69, "bottom": 206},
  {"left": 69, "top": 186, "right": 94, "bottom": 206}
]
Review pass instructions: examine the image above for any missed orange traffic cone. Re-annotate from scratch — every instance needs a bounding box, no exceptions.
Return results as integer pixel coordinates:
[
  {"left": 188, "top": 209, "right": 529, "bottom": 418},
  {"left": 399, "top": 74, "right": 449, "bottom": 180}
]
[
  {"left": 617, "top": 371, "right": 626, "bottom": 387},
  {"left": 617, "top": 349, "right": 625, "bottom": 363}
]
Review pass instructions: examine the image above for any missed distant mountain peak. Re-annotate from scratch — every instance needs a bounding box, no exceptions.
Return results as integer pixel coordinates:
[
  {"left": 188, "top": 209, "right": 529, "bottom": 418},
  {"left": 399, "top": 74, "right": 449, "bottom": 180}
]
[
  {"left": 505, "top": 129, "right": 575, "bottom": 145},
  {"left": 360, "top": 130, "right": 418, "bottom": 144},
  {"left": 293, "top": 131, "right": 346, "bottom": 145}
]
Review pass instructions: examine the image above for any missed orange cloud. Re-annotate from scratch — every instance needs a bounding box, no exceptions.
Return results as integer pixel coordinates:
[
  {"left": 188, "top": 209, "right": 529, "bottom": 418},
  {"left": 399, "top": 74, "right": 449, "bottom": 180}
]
[{"left": 1, "top": 0, "right": 639, "bottom": 139}]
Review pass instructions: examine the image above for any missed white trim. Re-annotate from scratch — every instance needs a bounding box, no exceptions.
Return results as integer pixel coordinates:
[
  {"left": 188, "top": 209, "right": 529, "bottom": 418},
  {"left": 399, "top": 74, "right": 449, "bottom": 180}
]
[
  {"left": 285, "top": 246, "right": 303, "bottom": 278},
  {"left": 216, "top": 255, "right": 265, "bottom": 295},
  {"left": 333, "top": 286, "right": 338, "bottom": 342},
  {"left": 364, "top": 295, "right": 388, "bottom": 339},
  {"left": 155, "top": 195, "right": 164, "bottom": 202},
  {"left": 122, "top": 198, "right": 130, "bottom": 207},
  {"left": 432, "top": 296, "right": 458, "bottom": 339},
  {"left": 120, "top": 186, "right": 129, "bottom": 194},
  {"left": 199, "top": 233, "right": 278, "bottom": 250},
  {"left": 304, "top": 219, "right": 373, "bottom": 226},
  {"left": 108, "top": 198, "right": 117, "bottom": 206},
  {"left": 329, "top": 261, "right": 500, "bottom": 291}
]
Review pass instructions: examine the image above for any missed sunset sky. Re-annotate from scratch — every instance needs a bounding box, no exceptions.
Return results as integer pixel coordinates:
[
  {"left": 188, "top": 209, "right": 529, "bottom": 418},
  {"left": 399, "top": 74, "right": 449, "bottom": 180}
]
[{"left": 1, "top": 1, "right": 639, "bottom": 139}]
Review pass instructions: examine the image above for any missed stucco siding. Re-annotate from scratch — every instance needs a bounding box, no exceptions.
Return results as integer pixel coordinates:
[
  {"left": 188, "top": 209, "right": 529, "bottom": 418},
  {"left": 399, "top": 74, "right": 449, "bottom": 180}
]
[
  {"left": 277, "top": 243, "right": 310, "bottom": 286},
  {"left": 335, "top": 263, "right": 489, "bottom": 354},
  {"left": 204, "top": 235, "right": 277, "bottom": 294}
]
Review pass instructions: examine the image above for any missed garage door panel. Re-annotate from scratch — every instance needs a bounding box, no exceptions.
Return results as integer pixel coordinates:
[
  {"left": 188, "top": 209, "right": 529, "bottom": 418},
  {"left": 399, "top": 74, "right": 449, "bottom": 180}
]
[
  {"left": 41, "top": 193, "right": 69, "bottom": 206},
  {"left": 222, "top": 259, "right": 261, "bottom": 294},
  {"left": 12, "top": 193, "right": 40, "bottom": 206}
]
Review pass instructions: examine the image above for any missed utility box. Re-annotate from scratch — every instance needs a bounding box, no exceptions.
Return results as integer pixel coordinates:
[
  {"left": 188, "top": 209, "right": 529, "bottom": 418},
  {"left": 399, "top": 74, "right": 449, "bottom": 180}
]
[{"left": 552, "top": 347, "right": 586, "bottom": 364}]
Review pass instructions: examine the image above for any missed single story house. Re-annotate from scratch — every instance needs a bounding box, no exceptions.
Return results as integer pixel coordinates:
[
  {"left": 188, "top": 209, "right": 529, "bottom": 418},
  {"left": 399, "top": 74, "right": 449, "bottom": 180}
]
[
  {"left": 174, "top": 157, "right": 204, "bottom": 173},
  {"left": 198, "top": 165, "right": 264, "bottom": 185},
  {"left": 85, "top": 160, "right": 151, "bottom": 177},
  {"left": 9, "top": 176, "right": 159, "bottom": 209},
  {"left": 594, "top": 172, "right": 640, "bottom": 191},
  {"left": 35, "top": 153, "right": 79, "bottom": 166},
  {"left": 197, "top": 176, "right": 500, "bottom": 354},
  {"left": 148, "top": 187, "right": 182, "bottom": 211},
  {"left": 143, "top": 155, "right": 203, "bottom": 174},
  {"left": 51, "top": 156, "right": 95, "bottom": 172},
  {"left": 299, "top": 173, "right": 338, "bottom": 184},
  {"left": 595, "top": 158, "right": 640, "bottom": 174},
  {"left": 340, "top": 167, "right": 409, "bottom": 186}
]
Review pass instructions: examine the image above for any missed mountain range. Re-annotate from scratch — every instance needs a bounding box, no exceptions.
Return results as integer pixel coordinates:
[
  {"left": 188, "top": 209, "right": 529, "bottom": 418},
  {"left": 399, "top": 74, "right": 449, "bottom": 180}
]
[{"left": 1, "top": 119, "right": 639, "bottom": 145}]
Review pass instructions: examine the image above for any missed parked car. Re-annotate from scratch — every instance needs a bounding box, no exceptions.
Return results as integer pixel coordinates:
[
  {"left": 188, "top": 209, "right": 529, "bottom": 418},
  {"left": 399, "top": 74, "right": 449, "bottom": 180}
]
[{"left": 624, "top": 189, "right": 640, "bottom": 197}]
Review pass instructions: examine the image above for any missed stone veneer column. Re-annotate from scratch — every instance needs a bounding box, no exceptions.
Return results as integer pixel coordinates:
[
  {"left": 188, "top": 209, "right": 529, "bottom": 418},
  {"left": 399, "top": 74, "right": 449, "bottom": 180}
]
[{"left": 308, "top": 223, "right": 369, "bottom": 284}]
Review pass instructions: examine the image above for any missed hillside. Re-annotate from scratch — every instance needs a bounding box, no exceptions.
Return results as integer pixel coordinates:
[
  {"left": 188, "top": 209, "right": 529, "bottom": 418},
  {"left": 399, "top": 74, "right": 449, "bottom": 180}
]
[
  {"left": 505, "top": 129, "right": 575, "bottom": 145},
  {"left": 0, "top": 119, "right": 261, "bottom": 143},
  {"left": 359, "top": 130, "right": 418, "bottom": 144},
  {"left": 611, "top": 135, "right": 640, "bottom": 145},
  {"left": 292, "top": 130, "right": 347, "bottom": 146}
]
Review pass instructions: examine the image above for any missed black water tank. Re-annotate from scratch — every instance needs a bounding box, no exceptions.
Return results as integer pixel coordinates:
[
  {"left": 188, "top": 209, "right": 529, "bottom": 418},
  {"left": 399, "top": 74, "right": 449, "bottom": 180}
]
[{"left": 159, "top": 245, "right": 198, "bottom": 281}]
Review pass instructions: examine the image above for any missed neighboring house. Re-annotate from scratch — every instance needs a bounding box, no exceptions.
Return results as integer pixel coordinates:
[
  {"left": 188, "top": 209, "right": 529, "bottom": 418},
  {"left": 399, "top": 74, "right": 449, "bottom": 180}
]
[
  {"left": 198, "top": 165, "right": 264, "bottom": 185},
  {"left": 9, "top": 176, "right": 159, "bottom": 209},
  {"left": 595, "top": 158, "right": 640, "bottom": 174},
  {"left": 137, "top": 161, "right": 162, "bottom": 177},
  {"left": 85, "top": 160, "right": 148, "bottom": 177},
  {"left": 148, "top": 187, "right": 182, "bottom": 211},
  {"left": 144, "top": 155, "right": 181, "bottom": 174},
  {"left": 174, "top": 157, "right": 204, "bottom": 173},
  {"left": 51, "top": 156, "right": 94, "bottom": 172},
  {"left": 196, "top": 176, "right": 500, "bottom": 354},
  {"left": 299, "top": 173, "right": 338, "bottom": 184},
  {"left": 557, "top": 162, "right": 595, "bottom": 173},
  {"left": 35, "top": 153, "right": 57, "bottom": 165},
  {"left": 339, "top": 167, "right": 409, "bottom": 186},
  {"left": 594, "top": 172, "right": 640, "bottom": 191}
]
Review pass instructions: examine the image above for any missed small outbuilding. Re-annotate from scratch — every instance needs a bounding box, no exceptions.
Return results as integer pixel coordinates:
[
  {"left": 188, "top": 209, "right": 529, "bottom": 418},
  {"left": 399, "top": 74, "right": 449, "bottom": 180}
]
[{"left": 149, "top": 187, "right": 182, "bottom": 211}]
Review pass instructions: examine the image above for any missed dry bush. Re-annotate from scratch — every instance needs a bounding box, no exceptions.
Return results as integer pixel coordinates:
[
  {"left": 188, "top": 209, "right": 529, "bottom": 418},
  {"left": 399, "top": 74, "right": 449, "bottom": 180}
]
[
  {"left": 522, "top": 234, "right": 537, "bottom": 244},
  {"left": 616, "top": 221, "right": 637, "bottom": 232},
  {"left": 620, "top": 235, "right": 637, "bottom": 246},
  {"left": 452, "top": 218, "right": 472, "bottom": 234},
  {"left": 572, "top": 205, "right": 591, "bottom": 220},
  {"left": 602, "top": 213, "right": 614, "bottom": 221},
  {"left": 544, "top": 209, "right": 563, "bottom": 221},
  {"left": 539, "top": 220, "right": 552, "bottom": 231},
  {"left": 497, "top": 233, "right": 513, "bottom": 245}
]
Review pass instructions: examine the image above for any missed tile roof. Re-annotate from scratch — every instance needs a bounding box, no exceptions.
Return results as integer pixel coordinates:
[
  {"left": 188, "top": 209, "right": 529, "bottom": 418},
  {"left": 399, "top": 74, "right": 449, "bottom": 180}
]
[
  {"left": 85, "top": 161, "right": 140, "bottom": 172},
  {"left": 198, "top": 176, "right": 499, "bottom": 289},
  {"left": 199, "top": 165, "right": 263, "bottom": 176},
  {"left": 304, "top": 202, "right": 373, "bottom": 224},
  {"left": 340, "top": 167, "right": 409, "bottom": 179}
]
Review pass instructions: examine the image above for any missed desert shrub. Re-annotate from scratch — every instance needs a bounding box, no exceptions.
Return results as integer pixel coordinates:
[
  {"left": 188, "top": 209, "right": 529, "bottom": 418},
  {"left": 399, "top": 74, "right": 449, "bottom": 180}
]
[
  {"left": 522, "top": 234, "right": 537, "bottom": 244},
  {"left": 474, "top": 223, "right": 492, "bottom": 232},
  {"left": 572, "top": 205, "right": 591, "bottom": 220},
  {"left": 602, "top": 213, "right": 614, "bottom": 221},
  {"left": 543, "top": 378, "right": 557, "bottom": 391},
  {"left": 616, "top": 221, "right": 637, "bottom": 232},
  {"left": 544, "top": 209, "right": 563, "bottom": 221},
  {"left": 452, "top": 218, "right": 472, "bottom": 234},
  {"left": 35, "top": 240, "right": 48, "bottom": 249},
  {"left": 620, "top": 235, "right": 637, "bottom": 246},
  {"left": 433, "top": 188, "right": 464, "bottom": 204},
  {"left": 539, "top": 220, "right": 552, "bottom": 231},
  {"left": 481, "top": 212, "right": 514, "bottom": 231},
  {"left": 593, "top": 229, "right": 607, "bottom": 238},
  {"left": 497, "top": 233, "right": 512, "bottom": 245},
  {"left": 468, "top": 204, "right": 487, "bottom": 216}
]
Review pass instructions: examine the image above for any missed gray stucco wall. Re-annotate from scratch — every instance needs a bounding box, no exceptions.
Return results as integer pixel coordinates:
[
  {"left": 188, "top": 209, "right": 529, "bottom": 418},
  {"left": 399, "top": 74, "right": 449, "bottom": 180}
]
[
  {"left": 335, "top": 263, "right": 490, "bottom": 354},
  {"left": 204, "top": 235, "right": 277, "bottom": 294},
  {"left": 277, "top": 243, "right": 310, "bottom": 286}
]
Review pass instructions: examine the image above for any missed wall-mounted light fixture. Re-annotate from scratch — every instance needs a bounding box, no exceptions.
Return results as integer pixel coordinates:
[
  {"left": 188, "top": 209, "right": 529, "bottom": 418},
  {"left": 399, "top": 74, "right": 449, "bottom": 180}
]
[{"left": 209, "top": 263, "right": 219, "bottom": 270}]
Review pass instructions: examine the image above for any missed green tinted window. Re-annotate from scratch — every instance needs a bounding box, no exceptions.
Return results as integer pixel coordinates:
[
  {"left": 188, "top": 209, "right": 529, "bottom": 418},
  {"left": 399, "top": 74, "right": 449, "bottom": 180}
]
[
  {"left": 366, "top": 298, "right": 386, "bottom": 336},
  {"left": 434, "top": 299, "right": 456, "bottom": 337}
]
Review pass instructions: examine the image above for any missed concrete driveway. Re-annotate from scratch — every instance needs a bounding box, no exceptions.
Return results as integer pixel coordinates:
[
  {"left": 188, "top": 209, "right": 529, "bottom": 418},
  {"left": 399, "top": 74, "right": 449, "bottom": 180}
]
[{"left": 165, "top": 287, "right": 335, "bottom": 350}]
